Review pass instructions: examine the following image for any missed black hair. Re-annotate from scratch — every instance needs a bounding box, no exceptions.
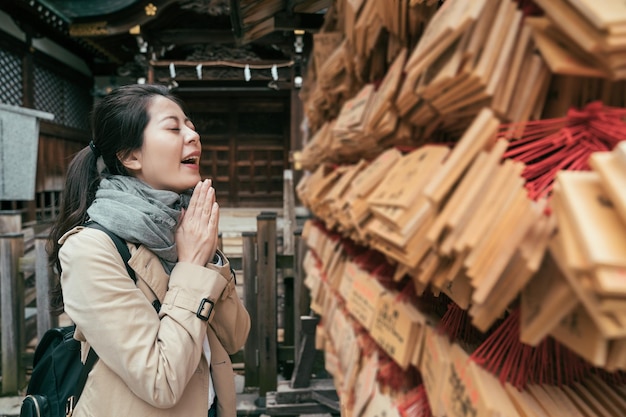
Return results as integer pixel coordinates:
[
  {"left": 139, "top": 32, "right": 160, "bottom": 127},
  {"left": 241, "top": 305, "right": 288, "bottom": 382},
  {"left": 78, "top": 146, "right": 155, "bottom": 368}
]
[{"left": 47, "top": 84, "right": 183, "bottom": 315}]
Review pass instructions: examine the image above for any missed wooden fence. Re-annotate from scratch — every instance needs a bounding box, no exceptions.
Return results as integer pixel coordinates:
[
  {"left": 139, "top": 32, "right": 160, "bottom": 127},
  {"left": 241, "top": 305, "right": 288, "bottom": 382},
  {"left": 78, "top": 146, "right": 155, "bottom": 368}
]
[
  {"left": 0, "top": 211, "right": 58, "bottom": 394},
  {"left": 0, "top": 210, "right": 329, "bottom": 413}
]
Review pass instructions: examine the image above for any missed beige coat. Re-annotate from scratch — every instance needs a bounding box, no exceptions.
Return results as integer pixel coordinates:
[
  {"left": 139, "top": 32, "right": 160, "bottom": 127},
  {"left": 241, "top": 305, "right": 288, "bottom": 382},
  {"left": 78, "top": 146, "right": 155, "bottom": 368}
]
[{"left": 58, "top": 226, "right": 250, "bottom": 417}]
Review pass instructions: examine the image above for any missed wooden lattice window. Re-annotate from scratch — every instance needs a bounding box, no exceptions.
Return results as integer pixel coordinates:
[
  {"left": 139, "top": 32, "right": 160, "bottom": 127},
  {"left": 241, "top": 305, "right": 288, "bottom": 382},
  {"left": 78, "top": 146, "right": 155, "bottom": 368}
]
[
  {"left": 0, "top": 49, "right": 23, "bottom": 106},
  {"left": 34, "top": 64, "right": 90, "bottom": 130}
]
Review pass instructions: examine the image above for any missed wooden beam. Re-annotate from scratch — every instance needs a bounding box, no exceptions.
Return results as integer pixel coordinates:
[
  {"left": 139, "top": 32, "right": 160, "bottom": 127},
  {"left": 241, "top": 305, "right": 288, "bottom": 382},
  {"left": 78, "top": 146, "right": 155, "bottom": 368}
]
[
  {"left": 150, "top": 59, "right": 294, "bottom": 67},
  {"left": 150, "top": 28, "right": 290, "bottom": 46},
  {"left": 292, "top": 0, "right": 332, "bottom": 14},
  {"left": 151, "top": 29, "right": 237, "bottom": 45},
  {"left": 0, "top": 2, "right": 103, "bottom": 64},
  {"left": 229, "top": 0, "right": 244, "bottom": 38},
  {"left": 68, "top": 0, "right": 180, "bottom": 37},
  {"left": 39, "top": 121, "right": 89, "bottom": 143},
  {"left": 274, "top": 12, "right": 325, "bottom": 32},
  {"left": 150, "top": 59, "right": 293, "bottom": 82}
]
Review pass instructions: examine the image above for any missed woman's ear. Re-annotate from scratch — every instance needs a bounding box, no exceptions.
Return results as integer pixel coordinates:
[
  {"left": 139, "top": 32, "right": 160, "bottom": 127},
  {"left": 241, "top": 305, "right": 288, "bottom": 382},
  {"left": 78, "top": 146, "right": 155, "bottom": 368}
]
[{"left": 117, "top": 149, "right": 142, "bottom": 172}]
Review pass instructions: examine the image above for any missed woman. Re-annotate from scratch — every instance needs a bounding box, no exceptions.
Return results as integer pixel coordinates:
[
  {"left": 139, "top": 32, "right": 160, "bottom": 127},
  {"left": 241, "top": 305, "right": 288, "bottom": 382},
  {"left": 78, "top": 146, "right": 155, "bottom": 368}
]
[{"left": 47, "top": 84, "right": 250, "bottom": 416}]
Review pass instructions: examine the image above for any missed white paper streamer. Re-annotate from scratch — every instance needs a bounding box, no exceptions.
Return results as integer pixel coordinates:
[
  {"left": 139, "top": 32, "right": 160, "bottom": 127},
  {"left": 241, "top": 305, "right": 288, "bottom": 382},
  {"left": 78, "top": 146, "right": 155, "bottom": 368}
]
[
  {"left": 196, "top": 64, "right": 202, "bottom": 80},
  {"left": 244, "top": 64, "right": 251, "bottom": 81},
  {"left": 271, "top": 64, "right": 278, "bottom": 81},
  {"left": 169, "top": 62, "right": 176, "bottom": 78}
]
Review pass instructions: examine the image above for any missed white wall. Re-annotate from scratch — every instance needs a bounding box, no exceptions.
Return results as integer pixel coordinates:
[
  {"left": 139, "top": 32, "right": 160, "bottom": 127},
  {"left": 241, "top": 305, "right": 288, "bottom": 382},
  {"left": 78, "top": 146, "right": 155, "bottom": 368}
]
[{"left": 0, "top": 9, "right": 91, "bottom": 76}]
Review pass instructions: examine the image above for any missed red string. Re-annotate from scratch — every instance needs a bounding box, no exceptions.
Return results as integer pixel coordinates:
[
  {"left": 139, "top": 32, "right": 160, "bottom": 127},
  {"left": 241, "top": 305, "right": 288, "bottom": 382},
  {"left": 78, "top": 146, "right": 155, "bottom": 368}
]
[
  {"left": 502, "top": 101, "right": 626, "bottom": 200},
  {"left": 468, "top": 308, "right": 626, "bottom": 389},
  {"left": 357, "top": 331, "right": 380, "bottom": 358},
  {"left": 437, "top": 302, "right": 466, "bottom": 342},
  {"left": 515, "top": 0, "right": 544, "bottom": 17},
  {"left": 377, "top": 352, "right": 421, "bottom": 392},
  {"left": 397, "top": 385, "right": 433, "bottom": 417}
]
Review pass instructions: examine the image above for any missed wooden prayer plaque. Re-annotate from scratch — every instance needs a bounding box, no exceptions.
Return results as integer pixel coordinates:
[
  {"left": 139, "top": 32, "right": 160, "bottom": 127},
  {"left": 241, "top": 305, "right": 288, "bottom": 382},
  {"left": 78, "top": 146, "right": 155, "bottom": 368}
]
[
  {"left": 370, "top": 292, "right": 425, "bottom": 369},
  {"left": 419, "top": 325, "right": 452, "bottom": 417},
  {"left": 346, "top": 270, "right": 387, "bottom": 331}
]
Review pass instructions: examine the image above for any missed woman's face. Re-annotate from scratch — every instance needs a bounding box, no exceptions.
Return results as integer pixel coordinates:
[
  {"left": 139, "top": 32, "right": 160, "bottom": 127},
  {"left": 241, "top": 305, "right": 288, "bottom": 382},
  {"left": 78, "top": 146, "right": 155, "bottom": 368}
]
[{"left": 124, "top": 95, "right": 202, "bottom": 193}]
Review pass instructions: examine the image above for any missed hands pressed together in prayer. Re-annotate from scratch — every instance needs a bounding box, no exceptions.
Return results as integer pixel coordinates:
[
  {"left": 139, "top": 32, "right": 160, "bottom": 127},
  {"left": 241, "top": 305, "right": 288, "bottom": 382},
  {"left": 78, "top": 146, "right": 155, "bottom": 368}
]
[{"left": 176, "top": 179, "right": 220, "bottom": 266}]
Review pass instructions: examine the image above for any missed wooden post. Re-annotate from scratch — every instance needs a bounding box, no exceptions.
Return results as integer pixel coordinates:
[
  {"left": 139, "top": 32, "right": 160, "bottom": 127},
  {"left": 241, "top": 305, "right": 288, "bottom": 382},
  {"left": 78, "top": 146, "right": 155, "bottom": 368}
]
[
  {"left": 283, "top": 276, "right": 295, "bottom": 351},
  {"left": 282, "top": 169, "right": 296, "bottom": 255},
  {"left": 35, "top": 231, "right": 57, "bottom": 340},
  {"left": 242, "top": 231, "right": 259, "bottom": 389},
  {"left": 147, "top": 64, "right": 155, "bottom": 84},
  {"left": 1, "top": 233, "right": 25, "bottom": 394},
  {"left": 293, "top": 229, "right": 310, "bottom": 358},
  {"left": 290, "top": 316, "right": 319, "bottom": 388},
  {"left": 0, "top": 210, "right": 22, "bottom": 234},
  {"left": 256, "top": 212, "right": 277, "bottom": 396}
]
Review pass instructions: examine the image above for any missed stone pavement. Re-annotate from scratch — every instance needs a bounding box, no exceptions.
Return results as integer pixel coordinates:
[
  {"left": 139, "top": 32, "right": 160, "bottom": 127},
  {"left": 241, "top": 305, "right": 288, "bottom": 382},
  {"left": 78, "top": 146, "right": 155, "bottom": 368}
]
[
  {"left": 219, "top": 207, "right": 284, "bottom": 236},
  {"left": 218, "top": 207, "right": 285, "bottom": 257}
]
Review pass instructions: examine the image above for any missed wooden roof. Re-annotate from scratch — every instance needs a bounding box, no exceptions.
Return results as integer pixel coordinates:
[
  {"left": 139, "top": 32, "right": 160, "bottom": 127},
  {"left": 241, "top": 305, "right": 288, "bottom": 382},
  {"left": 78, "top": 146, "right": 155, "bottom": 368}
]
[{"left": 0, "top": 0, "right": 328, "bottom": 83}]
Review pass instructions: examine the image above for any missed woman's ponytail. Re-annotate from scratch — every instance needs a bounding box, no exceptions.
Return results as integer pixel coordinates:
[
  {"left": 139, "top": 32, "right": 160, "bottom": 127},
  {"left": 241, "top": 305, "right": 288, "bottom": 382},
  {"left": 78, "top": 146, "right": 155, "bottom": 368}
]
[{"left": 47, "top": 145, "right": 101, "bottom": 315}]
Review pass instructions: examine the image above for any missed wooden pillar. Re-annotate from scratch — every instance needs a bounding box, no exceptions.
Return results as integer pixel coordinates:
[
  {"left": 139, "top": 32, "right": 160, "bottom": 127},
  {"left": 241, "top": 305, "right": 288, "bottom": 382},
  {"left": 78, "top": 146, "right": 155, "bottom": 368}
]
[
  {"left": 282, "top": 169, "right": 296, "bottom": 256},
  {"left": 283, "top": 276, "right": 295, "bottom": 350},
  {"left": 290, "top": 315, "right": 319, "bottom": 389},
  {"left": 256, "top": 212, "right": 277, "bottom": 396},
  {"left": 1, "top": 233, "right": 25, "bottom": 394},
  {"left": 242, "top": 231, "right": 259, "bottom": 389},
  {"left": 35, "top": 232, "right": 58, "bottom": 340},
  {"left": 147, "top": 65, "right": 155, "bottom": 84},
  {"left": 293, "top": 229, "right": 310, "bottom": 358},
  {"left": 0, "top": 210, "right": 22, "bottom": 234},
  {"left": 290, "top": 84, "right": 305, "bottom": 205}
]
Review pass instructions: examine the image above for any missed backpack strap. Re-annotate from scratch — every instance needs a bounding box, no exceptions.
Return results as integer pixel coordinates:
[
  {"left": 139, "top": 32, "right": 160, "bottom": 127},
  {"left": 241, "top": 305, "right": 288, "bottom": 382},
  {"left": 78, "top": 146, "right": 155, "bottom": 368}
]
[
  {"left": 68, "top": 348, "right": 99, "bottom": 415},
  {"left": 67, "top": 221, "right": 138, "bottom": 412}
]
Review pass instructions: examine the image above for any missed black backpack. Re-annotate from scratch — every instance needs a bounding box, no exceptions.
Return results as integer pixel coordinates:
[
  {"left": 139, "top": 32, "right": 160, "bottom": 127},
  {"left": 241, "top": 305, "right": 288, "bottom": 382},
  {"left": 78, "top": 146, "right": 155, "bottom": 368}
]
[{"left": 20, "top": 222, "right": 136, "bottom": 417}]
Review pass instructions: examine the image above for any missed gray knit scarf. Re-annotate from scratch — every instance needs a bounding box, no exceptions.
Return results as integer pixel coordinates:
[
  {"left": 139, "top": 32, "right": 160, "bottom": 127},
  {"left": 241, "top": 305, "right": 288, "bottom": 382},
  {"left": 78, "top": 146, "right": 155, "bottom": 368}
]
[{"left": 86, "top": 176, "right": 191, "bottom": 274}]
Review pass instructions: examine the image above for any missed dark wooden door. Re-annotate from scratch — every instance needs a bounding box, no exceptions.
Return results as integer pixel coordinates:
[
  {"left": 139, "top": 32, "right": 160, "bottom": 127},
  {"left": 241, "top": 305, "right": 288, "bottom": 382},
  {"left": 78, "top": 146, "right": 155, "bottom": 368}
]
[{"left": 182, "top": 92, "right": 290, "bottom": 208}]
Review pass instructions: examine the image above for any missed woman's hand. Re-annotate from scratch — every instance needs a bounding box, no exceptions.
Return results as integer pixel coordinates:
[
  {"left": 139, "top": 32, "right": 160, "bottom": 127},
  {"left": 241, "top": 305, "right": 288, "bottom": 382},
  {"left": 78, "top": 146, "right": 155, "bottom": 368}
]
[{"left": 175, "top": 179, "right": 220, "bottom": 266}]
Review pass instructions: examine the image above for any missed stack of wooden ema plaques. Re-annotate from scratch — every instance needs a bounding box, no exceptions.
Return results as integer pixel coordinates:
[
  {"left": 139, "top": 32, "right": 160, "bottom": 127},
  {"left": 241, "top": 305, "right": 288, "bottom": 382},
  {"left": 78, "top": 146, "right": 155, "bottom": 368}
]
[{"left": 296, "top": 1, "right": 626, "bottom": 416}]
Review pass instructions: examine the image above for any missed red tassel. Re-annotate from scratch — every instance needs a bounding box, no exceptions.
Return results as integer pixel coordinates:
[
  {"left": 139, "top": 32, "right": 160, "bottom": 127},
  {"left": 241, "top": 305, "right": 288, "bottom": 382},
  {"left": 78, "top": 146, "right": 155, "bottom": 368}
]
[
  {"left": 437, "top": 302, "right": 485, "bottom": 346},
  {"left": 469, "top": 307, "right": 626, "bottom": 389},
  {"left": 377, "top": 352, "right": 421, "bottom": 392},
  {"left": 515, "top": 0, "right": 544, "bottom": 17},
  {"left": 502, "top": 101, "right": 626, "bottom": 200},
  {"left": 357, "top": 330, "right": 379, "bottom": 359},
  {"left": 397, "top": 385, "right": 433, "bottom": 417}
]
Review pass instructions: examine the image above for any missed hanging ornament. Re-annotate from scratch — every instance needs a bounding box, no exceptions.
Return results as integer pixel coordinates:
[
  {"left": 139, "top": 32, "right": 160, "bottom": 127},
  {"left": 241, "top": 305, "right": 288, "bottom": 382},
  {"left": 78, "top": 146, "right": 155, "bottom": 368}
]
[
  {"left": 169, "top": 62, "right": 176, "bottom": 78},
  {"left": 244, "top": 64, "right": 251, "bottom": 82}
]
